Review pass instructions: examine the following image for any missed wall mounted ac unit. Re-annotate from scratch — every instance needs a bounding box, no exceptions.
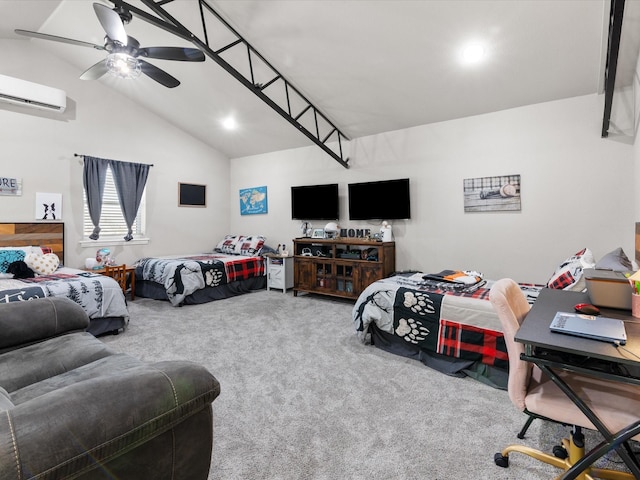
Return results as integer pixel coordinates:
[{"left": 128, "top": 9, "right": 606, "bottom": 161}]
[{"left": 0, "top": 74, "right": 66, "bottom": 113}]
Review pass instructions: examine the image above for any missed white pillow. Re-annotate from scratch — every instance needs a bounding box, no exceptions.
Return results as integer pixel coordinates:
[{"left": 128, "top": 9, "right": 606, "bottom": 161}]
[
  {"left": 235, "top": 235, "right": 266, "bottom": 256},
  {"left": 215, "top": 235, "right": 241, "bottom": 255},
  {"left": 546, "top": 248, "right": 595, "bottom": 291},
  {"left": 25, "top": 252, "right": 60, "bottom": 275}
]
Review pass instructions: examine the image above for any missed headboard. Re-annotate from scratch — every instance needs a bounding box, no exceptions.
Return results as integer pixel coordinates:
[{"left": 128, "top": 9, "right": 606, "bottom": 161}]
[{"left": 0, "top": 222, "right": 64, "bottom": 265}]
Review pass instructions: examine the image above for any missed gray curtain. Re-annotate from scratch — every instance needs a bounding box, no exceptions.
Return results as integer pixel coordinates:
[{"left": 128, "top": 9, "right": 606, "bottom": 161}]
[
  {"left": 82, "top": 156, "right": 109, "bottom": 240},
  {"left": 109, "top": 159, "right": 151, "bottom": 241}
]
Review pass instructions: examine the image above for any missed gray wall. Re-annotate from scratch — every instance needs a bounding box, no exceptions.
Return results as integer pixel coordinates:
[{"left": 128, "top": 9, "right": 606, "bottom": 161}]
[{"left": 230, "top": 94, "right": 635, "bottom": 285}]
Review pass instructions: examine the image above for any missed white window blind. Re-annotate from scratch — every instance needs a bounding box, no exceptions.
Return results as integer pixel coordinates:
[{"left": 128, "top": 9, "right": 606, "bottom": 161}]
[{"left": 83, "top": 167, "right": 145, "bottom": 239}]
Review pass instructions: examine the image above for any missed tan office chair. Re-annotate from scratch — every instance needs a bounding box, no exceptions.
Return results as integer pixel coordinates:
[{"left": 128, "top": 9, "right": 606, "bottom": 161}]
[
  {"left": 105, "top": 264, "right": 129, "bottom": 299},
  {"left": 490, "top": 278, "right": 640, "bottom": 479}
]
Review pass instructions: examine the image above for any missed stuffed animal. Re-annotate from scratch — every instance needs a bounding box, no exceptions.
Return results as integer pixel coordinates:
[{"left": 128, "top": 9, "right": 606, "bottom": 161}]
[{"left": 7, "top": 260, "right": 35, "bottom": 279}]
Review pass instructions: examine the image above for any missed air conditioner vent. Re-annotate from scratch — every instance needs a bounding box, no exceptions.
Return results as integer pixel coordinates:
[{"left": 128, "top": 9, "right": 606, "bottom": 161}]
[{"left": 0, "top": 74, "right": 66, "bottom": 113}]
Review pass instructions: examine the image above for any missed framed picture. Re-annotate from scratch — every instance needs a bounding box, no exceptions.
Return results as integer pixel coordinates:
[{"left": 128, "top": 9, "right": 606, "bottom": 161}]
[
  {"left": 239, "top": 186, "right": 268, "bottom": 215},
  {"left": 311, "top": 228, "right": 325, "bottom": 239},
  {"left": 463, "top": 174, "right": 521, "bottom": 213},
  {"left": 35, "top": 192, "right": 62, "bottom": 220},
  {"left": 179, "top": 183, "right": 206, "bottom": 207}
]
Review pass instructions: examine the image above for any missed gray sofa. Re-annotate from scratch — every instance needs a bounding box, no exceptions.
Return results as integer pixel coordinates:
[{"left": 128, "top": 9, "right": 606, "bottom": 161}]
[{"left": 0, "top": 297, "right": 220, "bottom": 480}]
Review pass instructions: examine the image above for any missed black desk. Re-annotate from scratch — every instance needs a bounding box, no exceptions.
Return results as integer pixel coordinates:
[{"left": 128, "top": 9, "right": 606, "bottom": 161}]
[{"left": 515, "top": 288, "right": 640, "bottom": 479}]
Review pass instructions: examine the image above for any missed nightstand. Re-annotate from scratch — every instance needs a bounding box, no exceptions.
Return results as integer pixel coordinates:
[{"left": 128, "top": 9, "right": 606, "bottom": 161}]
[
  {"left": 265, "top": 254, "right": 294, "bottom": 293},
  {"left": 86, "top": 265, "right": 136, "bottom": 300}
]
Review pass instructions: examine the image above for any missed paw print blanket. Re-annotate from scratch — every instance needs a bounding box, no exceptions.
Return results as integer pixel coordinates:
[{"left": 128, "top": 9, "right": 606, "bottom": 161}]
[
  {"left": 136, "top": 253, "right": 265, "bottom": 306},
  {"left": 353, "top": 274, "right": 542, "bottom": 370}
]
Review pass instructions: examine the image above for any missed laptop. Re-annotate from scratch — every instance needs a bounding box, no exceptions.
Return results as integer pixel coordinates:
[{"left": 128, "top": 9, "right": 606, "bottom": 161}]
[{"left": 549, "top": 311, "right": 627, "bottom": 345}]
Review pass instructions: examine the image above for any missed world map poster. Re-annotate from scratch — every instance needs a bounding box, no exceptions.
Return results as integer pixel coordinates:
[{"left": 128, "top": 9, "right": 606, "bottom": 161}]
[{"left": 239, "top": 186, "right": 268, "bottom": 215}]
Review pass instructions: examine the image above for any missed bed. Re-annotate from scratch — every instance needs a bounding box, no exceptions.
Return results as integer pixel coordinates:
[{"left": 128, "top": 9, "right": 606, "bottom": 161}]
[
  {"left": 352, "top": 272, "right": 542, "bottom": 389},
  {"left": 134, "top": 235, "right": 267, "bottom": 306},
  {"left": 352, "top": 246, "right": 637, "bottom": 389},
  {"left": 0, "top": 222, "right": 129, "bottom": 336}
]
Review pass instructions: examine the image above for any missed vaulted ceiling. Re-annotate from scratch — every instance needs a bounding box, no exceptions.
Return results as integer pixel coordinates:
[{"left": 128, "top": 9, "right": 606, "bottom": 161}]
[{"left": 1, "top": 0, "right": 638, "bottom": 161}]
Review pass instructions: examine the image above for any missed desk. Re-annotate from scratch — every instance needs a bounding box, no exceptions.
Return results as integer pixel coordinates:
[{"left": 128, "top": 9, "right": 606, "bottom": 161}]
[
  {"left": 516, "top": 288, "right": 640, "bottom": 479},
  {"left": 88, "top": 265, "right": 135, "bottom": 301}
]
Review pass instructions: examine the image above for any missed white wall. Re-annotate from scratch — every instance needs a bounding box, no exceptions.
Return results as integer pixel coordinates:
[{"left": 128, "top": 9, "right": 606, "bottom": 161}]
[
  {"left": 0, "top": 40, "right": 230, "bottom": 269},
  {"left": 2, "top": 40, "right": 634, "bottom": 283},
  {"left": 231, "top": 94, "right": 635, "bottom": 284}
]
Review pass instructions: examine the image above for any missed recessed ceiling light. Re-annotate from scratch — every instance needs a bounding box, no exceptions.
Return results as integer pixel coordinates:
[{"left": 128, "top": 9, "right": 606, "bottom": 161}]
[
  {"left": 222, "top": 116, "right": 237, "bottom": 130},
  {"left": 461, "top": 43, "right": 486, "bottom": 64}
]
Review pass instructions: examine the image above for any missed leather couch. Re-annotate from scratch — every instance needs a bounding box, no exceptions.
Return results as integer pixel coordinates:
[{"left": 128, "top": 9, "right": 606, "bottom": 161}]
[{"left": 0, "top": 297, "right": 220, "bottom": 479}]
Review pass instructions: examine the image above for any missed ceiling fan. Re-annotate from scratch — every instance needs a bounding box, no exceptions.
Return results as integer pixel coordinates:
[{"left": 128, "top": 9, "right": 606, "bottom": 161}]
[{"left": 15, "top": 2, "right": 205, "bottom": 88}]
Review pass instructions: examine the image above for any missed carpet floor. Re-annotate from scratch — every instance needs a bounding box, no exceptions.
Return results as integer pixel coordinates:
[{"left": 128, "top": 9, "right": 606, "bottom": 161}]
[{"left": 101, "top": 290, "right": 634, "bottom": 479}]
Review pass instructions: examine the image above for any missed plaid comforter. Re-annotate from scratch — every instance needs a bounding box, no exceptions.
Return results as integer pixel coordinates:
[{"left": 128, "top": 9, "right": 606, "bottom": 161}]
[
  {"left": 353, "top": 274, "right": 542, "bottom": 370},
  {"left": 136, "top": 253, "right": 265, "bottom": 306}
]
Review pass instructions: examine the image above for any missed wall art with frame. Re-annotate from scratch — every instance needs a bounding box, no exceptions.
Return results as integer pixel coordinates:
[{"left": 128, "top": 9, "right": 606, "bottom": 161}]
[
  {"left": 463, "top": 174, "right": 521, "bottom": 213},
  {"left": 239, "top": 186, "right": 268, "bottom": 215},
  {"left": 35, "top": 192, "right": 62, "bottom": 220}
]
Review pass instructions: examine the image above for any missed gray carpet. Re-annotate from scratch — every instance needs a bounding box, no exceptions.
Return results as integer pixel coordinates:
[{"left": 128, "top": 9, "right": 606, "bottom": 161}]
[{"left": 101, "top": 290, "right": 632, "bottom": 479}]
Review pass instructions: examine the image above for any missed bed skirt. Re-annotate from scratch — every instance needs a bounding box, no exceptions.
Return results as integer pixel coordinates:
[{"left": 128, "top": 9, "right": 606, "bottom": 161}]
[
  {"left": 135, "top": 276, "right": 266, "bottom": 305},
  {"left": 369, "top": 323, "right": 508, "bottom": 390},
  {"left": 87, "top": 316, "right": 128, "bottom": 337}
]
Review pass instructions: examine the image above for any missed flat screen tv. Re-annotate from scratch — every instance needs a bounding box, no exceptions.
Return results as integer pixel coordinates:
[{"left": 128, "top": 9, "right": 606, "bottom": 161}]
[
  {"left": 348, "top": 178, "right": 410, "bottom": 220},
  {"left": 291, "top": 183, "right": 339, "bottom": 220}
]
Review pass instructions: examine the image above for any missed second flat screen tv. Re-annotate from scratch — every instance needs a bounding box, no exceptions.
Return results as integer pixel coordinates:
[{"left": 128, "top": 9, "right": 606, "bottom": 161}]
[
  {"left": 348, "top": 178, "right": 410, "bottom": 220},
  {"left": 291, "top": 183, "right": 339, "bottom": 220}
]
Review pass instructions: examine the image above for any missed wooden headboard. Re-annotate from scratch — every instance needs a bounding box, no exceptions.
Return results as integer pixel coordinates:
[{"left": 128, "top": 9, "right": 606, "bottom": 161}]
[{"left": 0, "top": 222, "right": 64, "bottom": 264}]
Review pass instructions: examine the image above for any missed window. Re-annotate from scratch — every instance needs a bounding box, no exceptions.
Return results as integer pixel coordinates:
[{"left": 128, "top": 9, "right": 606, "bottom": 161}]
[{"left": 83, "top": 166, "right": 146, "bottom": 239}]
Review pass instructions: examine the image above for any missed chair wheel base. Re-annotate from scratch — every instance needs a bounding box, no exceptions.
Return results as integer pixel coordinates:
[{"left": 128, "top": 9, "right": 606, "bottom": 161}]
[
  {"left": 494, "top": 452, "right": 509, "bottom": 468},
  {"left": 553, "top": 445, "right": 568, "bottom": 459}
]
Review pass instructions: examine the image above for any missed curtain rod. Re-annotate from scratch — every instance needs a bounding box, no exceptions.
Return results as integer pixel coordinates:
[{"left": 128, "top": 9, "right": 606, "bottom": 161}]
[{"left": 73, "top": 153, "right": 154, "bottom": 167}]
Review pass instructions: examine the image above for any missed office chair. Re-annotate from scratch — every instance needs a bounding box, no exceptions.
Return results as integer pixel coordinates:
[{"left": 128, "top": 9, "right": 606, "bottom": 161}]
[
  {"left": 105, "top": 264, "right": 129, "bottom": 299},
  {"left": 490, "top": 278, "right": 640, "bottom": 479}
]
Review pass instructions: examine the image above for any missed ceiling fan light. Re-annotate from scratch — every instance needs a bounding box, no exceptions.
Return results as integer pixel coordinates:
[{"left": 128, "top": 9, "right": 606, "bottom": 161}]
[{"left": 106, "top": 53, "right": 141, "bottom": 79}]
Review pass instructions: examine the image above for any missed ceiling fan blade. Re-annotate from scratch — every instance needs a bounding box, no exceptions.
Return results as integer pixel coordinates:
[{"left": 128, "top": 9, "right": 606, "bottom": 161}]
[
  {"left": 139, "top": 59, "right": 180, "bottom": 88},
  {"left": 93, "top": 3, "right": 128, "bottom": 45},
  {"left": 80, "top": 60, "right": 109, "bottom": 80},
  {"left": 139, "top": 47, "right": 205, "bottom": 62},
  {"left": 14, "top": 29, "right": 105, "bottom": 51}
]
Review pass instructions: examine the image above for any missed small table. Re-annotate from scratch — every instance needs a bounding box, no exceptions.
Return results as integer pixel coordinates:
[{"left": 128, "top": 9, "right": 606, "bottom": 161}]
[
  {"left": 264, "top": 254, "right": 294, "bottom": 293},
  {"left": 88, "top": 265, "right": 136, "bottom": 301},
  {"left": 516, "top": 288, "right": 640, "bottom": 479}
]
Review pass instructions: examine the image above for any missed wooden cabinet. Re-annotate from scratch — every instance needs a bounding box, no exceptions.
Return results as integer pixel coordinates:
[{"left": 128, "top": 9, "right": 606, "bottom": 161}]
[{"left": 293, "top": 237, "right": 395, "bottom": 300}]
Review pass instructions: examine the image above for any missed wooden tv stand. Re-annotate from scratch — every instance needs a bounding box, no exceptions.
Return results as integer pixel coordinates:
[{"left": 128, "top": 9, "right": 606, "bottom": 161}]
[{"left": 293, "top": 237, "right": 395, "bottom": 299}]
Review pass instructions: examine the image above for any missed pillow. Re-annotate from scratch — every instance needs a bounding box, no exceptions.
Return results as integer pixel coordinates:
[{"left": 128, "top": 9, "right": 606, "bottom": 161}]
[
  {"left": 595, "top": 247, "right": 633, "bottom": 272},
  {"left": 0, "top": 250, "right": 26, "bottom": 273},
  {"left": 25, "top": 252, "right": 60, "bottom": 275},
  {"left": 215, "top": 235, "right": 241, "bottom": 255},
  {"left": 0, "top": 246, "right": 42, "bottom": 255},
  {"left": 259, "top": 244, "right": 278, "bottom": 256},
  {"left": 235, "top": 235, "right": 266, "bottom": 256},
  {"left": 547, "top": 248, "right": 596, "bottom": 291}
]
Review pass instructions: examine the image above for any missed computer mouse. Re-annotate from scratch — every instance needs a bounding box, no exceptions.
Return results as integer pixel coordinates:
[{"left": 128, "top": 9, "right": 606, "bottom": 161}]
[{"left": 574, "top": 303, "right": 600, "bottom": 315}]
